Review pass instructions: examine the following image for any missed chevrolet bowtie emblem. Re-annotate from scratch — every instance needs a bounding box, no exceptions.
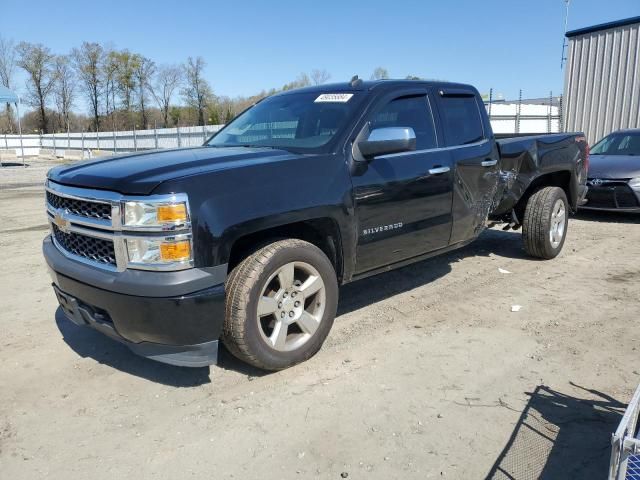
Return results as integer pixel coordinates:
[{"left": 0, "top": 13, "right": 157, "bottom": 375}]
[{"left": 53, "top": 211, "right": 71, "bottom": 233}]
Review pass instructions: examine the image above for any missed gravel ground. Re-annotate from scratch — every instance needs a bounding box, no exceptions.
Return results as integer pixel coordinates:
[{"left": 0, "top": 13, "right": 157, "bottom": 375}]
[{"left": 1, "top": 157, "right": 639, "bottom": 479}]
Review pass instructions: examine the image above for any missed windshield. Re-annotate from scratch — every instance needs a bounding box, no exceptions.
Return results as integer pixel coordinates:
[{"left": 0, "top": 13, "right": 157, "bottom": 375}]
[
  {"left": 591, "top": 131, "right": 640, "bottom": 156},
  {"left": 207, "top": 92, "right": 363, "bottom": 153}
]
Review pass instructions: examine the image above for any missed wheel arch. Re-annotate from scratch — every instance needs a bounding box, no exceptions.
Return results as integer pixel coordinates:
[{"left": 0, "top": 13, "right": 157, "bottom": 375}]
[
  {"left": 225, "top": 217, "right": 345, "bottom": 282},
  {"left": 514, "top": 170, "right": 574, "bottom": 222}
]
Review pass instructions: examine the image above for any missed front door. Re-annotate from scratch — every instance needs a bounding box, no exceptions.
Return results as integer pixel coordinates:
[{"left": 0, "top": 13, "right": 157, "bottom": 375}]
[{"left": 351, "top": 91, "right": 453, "bottom": 274}]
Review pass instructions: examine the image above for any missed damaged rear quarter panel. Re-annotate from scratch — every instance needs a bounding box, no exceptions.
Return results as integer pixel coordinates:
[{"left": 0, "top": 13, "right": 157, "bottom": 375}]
[{"left": 490, "top": 134, "right": 583, "bottom": 218}]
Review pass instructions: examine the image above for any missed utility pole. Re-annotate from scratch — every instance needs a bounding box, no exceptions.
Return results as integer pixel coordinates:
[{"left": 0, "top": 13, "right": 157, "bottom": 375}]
[{"left": 560, "top": 0, "right": 571, "bottom": 69}]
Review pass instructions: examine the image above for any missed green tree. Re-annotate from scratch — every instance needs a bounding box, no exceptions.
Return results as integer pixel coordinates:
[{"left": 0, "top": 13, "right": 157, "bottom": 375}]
[
  {"left": 207, "top": 103, "right": 220, "bottom": 125},
  {"left": 224, "top": 105, "right": 234, "bottom": 123},
  {"left": 109, "top": 50, "right": 140, "bottom": 128},
  {"left": 169, "top": 105, "right": 182, "bottom": 126},
  {"left": 282, "top": 73, "right": 310, "bottom": 91}
]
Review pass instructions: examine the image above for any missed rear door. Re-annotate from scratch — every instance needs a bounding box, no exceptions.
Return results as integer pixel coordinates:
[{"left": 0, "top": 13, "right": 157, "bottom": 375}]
[
  {"left": 351, "top": 89, "right": 454, "bottom": 274},
  {"left": 433, "top": 89, "right": 500, "bottom": 244}
]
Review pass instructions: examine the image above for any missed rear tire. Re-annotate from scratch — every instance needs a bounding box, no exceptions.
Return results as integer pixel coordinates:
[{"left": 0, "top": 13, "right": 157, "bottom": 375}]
[
  {"left": 223, "top": 239, "right": 338, "bottom": 371},
  {"left": 522, "top": 186, "right": 569, "bottom": 259}
]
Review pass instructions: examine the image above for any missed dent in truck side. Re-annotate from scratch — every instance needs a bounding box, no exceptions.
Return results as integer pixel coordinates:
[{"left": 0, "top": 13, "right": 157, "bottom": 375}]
[
  {"left": 490, "top": 134, "right": 589, "bottom": 221},
  {"left": 433, "top": 88, "right": 501, "bottom": 245}
]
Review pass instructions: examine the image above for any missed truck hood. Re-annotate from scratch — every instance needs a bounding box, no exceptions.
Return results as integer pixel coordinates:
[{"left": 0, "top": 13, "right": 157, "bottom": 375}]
[
  {"left": 588, "top": 154, "right": 640, "bottom": 179},
  {"left": 47, "top": 147, "right": 302, "bottom": 195}
]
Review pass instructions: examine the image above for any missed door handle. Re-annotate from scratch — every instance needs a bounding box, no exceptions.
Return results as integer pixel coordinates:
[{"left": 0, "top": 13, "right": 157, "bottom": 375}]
[
  {"left": 428, "top": 166, "right": 450, "bottom": 175},
  {"left": 481, "top": 159, "right": 498, "bottom": 167}
]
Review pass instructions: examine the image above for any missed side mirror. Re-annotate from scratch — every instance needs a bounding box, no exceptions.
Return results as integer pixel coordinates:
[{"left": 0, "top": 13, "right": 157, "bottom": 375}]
[{"left": 357, "top": 127, "right": 416, "bottom": 159}]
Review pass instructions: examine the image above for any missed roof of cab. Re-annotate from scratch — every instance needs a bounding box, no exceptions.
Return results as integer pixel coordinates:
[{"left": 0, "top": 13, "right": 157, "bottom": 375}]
[{"left": 273, "top": 79, "right": 478, "bottom": 96}]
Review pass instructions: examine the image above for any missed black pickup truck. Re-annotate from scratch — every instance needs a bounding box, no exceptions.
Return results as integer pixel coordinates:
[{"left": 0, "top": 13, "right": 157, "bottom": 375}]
[{"left": 43, "top": 79, "right": 589, "bottom": 370}]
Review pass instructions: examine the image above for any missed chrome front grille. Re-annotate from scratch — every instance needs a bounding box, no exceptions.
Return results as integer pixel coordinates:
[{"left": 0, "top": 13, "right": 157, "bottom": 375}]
[
  {"left": 46, "top": 191, "right": 112, "bottom": 220},
  {"left": 52, "top": 224, "right": 116, "bottom": 266},
  {"left": 45, "top": 180, "right": 193, "bottom": 272}
]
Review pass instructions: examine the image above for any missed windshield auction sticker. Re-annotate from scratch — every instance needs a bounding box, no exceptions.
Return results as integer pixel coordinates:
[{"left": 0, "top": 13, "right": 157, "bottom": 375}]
[{"left": 314, "top": 93, "right": 354, "bottom": 103}]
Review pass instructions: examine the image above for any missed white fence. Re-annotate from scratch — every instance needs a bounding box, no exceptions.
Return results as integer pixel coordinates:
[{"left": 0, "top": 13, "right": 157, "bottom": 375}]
[
  {"left": 0, "top": 102, "right": 562, "bottom": 160},
  {"left": 488, "top": 103, "right": 561, "bottom": 135},
  {"left": 1, "top": 125, "right": 223, "bottom": 158}
]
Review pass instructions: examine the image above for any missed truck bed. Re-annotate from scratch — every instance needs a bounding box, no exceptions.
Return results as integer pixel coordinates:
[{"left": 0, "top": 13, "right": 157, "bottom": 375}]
[{"left": 490, "top": 133, "right": 588, "bottom": 219}]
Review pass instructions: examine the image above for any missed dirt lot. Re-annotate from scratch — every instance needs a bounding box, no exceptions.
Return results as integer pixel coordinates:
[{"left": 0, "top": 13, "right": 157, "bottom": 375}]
[{"left": 1, "top": 158, "right": 639, "bottom": 479}]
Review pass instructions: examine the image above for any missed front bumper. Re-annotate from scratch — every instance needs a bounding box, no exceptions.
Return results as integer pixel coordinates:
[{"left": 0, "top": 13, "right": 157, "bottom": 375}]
[
  {"left": 44, "top": 236, "right": 227, "bottom": 367},
  {"left": 580, "top": 181, "right": 640, "bottom": 212}
]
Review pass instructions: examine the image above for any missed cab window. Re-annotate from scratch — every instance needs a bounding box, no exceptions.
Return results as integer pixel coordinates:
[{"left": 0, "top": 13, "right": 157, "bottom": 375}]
[
  {"left": 437, "top": 95, "right": 485, "bottom": 146},
  {"left": 370, "top": 95, "right": 437, "bottom": 150}
]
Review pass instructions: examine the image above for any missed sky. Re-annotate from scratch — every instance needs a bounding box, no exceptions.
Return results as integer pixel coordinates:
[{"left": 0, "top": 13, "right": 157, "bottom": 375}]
[{"left": 1, "top": 0, "right": 638, "bottom": 108}]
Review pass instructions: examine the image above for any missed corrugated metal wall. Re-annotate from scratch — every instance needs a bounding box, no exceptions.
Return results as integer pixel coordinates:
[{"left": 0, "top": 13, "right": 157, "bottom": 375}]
[{"left": 563, "top": 21, "right": 640, "bottom": 144}]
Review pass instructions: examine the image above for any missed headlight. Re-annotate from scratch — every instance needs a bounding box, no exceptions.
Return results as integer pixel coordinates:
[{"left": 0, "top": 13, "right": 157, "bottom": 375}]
[
  {"left": 122, "top": 193, "right": 193, "bottom": 270},
  {"left": 123, "top": 199, "right": 189, "bottom": 230},
  {"left": 126, "top": 236, "right": 192, "bottom": 269},
  {"left": 629, "top": 178, "right": 640, "bottom": 190}
]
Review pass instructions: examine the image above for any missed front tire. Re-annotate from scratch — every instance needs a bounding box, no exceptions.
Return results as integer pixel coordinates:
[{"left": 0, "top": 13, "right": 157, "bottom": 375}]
[
  {"left": 223, "top": 239, "right": 338, "bottom": 371},
  {"left": 522, "top": 186, "right": 569, "bottom": 259}
]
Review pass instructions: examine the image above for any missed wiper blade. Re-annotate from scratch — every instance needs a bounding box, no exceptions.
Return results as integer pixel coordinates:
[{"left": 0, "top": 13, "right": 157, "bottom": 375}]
[
  {"left": 238, "top": 145, "right": 279, "bottom": 149},
  {"left": 207, "top": 144, "right": 277, "bottom": 149}
]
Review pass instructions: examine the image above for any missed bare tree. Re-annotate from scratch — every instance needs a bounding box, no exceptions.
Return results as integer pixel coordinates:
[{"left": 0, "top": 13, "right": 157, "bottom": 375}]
[
  {"left": 72, "top": 42, "right": 103, "bottom": 131},
  {"left": 370, "top": 67, "right": 390, "bottom": 80},
  {"left": 150, "top": 64, "right": 182, "bottom": 127},
  {"left": 182, "top": 56, "right": 213, "bottom": 126},
  {"left": 310, "top": 69, "right": 331, "bottom": 85},
  {"left": 0, "top": 35, "right": 17, "bottom": 132},
  {"left": 16, "top": 42, "right": 57, "bottom": 133},
  {"left": 53, "top": 55, "right": 75, "bottom": 131},
  {"left": 102, "top": 49, "right": 119, "bottom": 129},
  {"left": 133, "top": 55, "right": 155, "bottom": 129},
  {"left": 282, "top": 73, "right": 311, "bottom": 91}
]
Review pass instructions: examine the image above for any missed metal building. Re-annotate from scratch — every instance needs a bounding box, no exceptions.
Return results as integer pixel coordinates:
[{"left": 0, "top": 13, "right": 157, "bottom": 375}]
[{"left": 563, "top": 16, "right": 640, "bottom": 144}]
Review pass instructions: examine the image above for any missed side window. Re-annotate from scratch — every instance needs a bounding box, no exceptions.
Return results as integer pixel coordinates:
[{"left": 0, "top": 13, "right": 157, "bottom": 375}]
[
  {"left": 438, "top": 96, "right": 485, "bottom": 146},
  {"left": 370, "top": 95, "right": 437, "bottom": 150}
]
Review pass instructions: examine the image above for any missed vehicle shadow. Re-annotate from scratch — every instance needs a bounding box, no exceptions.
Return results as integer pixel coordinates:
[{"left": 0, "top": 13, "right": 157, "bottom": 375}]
[
  {"left": 55, "top": 308, "right": 268, "bottom": 385},
  {"left": 575, "top": 209, "right": 640, "bottom": 224},
  {"left": 338, "top": 227, "right": 526, "bottom": 316},
  {"left": 55, "top": 308, "right": 213, "bottom": 387},
  {"left": 485, "top": 384, "right": 625, "bottom": 480},
  {"left": 54, "top": 228, "right": 529, "bottom": 383}
]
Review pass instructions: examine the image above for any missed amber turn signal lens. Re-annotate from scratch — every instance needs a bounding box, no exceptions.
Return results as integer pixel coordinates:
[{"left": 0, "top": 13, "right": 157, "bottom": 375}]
[
  {"left": 157, "top": 204, "right": 187, "bottom": 223},
  {"left": 159, "top": 240, "right": 191, "bottom": 262}
]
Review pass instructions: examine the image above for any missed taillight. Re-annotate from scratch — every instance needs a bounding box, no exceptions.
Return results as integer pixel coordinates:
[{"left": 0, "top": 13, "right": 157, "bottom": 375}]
[
  {"left": 584, "top": 143, "right": 590, "bottom": 173},
  {"left": 576, "top": 136, "right": 589, "bottom": 173}
]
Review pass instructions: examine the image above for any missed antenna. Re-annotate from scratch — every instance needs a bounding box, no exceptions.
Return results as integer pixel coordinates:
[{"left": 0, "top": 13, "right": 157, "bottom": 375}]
[{"left": 560, "top": 0, "right": 571, "bottom": 69}]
